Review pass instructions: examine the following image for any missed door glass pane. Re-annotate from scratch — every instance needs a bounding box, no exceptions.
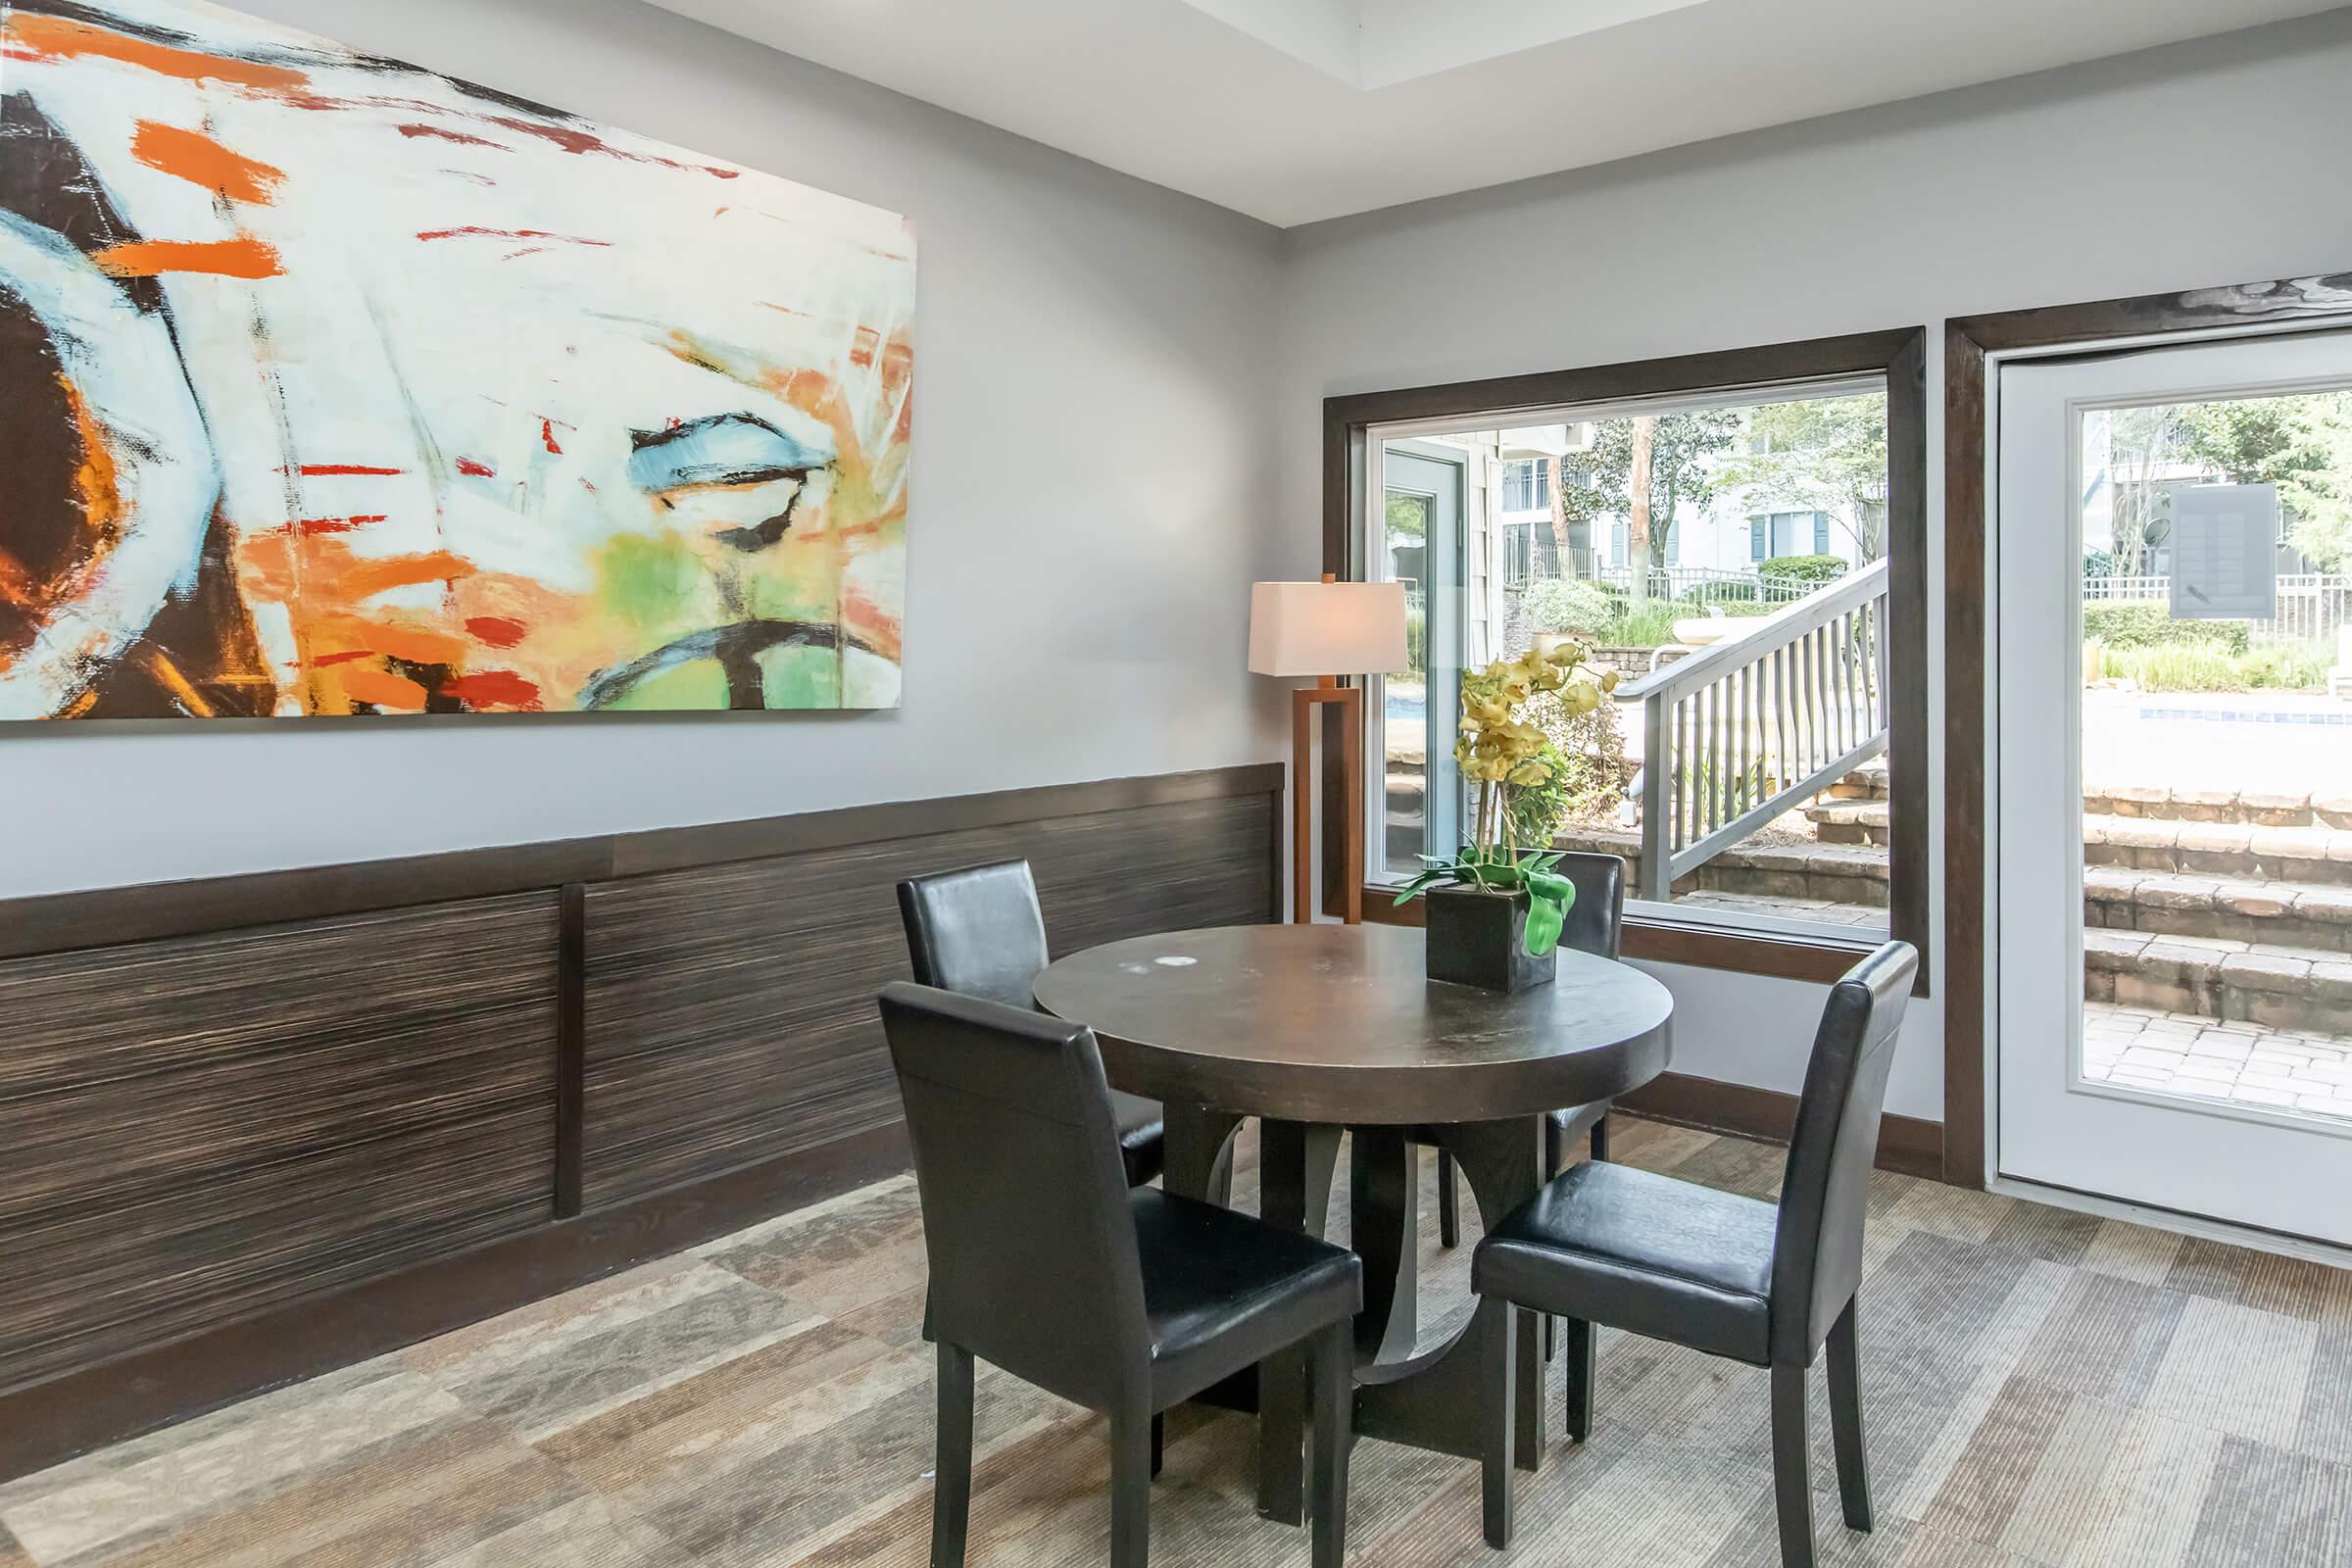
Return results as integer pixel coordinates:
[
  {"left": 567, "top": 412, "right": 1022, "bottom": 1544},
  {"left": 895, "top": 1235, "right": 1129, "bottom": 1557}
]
[
  {"left": 2076, "top": 388, "right": 2352, "bottom": 1124},
  {"left": 1381, "top": 486, "right": 1434, "bottom": 871}
]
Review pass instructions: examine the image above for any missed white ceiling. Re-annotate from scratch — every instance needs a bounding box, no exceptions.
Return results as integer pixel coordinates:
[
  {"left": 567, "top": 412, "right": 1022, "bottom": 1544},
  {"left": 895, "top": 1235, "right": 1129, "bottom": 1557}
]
[{"left": 648, "top": 0, "right": 2343, "bottom": 227}]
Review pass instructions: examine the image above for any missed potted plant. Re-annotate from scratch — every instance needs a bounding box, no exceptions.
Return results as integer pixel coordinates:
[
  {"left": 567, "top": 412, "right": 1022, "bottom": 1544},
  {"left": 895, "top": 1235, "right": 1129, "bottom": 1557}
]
[{"left": 1396, "top": 643, "right": 1618, "bottom": 990}]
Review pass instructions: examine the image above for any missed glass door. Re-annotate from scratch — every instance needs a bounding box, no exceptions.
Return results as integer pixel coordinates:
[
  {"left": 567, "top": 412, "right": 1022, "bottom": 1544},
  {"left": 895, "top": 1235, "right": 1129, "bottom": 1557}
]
[
  {"left": 1995, "top": 328, "right": 2352, "bottom": 1244},
  {"left": 1369, "top": 443, "right": 1464, "bottom": 882}
]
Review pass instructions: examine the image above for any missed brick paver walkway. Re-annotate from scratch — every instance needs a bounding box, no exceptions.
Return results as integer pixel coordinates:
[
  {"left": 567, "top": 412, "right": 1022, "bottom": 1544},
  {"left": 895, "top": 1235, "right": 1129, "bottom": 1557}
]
[{"left": 2082, "top": 1002, "right": 2352, "bottom": 1121}]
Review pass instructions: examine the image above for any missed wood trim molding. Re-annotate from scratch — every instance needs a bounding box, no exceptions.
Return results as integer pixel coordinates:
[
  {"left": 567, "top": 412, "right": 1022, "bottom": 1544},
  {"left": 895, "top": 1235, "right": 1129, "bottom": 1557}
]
[
  {"left": 1364, "top": 888, "right": 1874, "bottom": 986},
  {"left": 1322, "top": 329, "right": 1925, "bottom": 431},
  {"left": 0, "top": 762, "right": 1286, "bottom": 959},
  {"left": 1322, "top": 328, "right": 1932, "bottom": 989},
  {"left": 1620, "top": 920, "right": 1879, "bottom": 985},
  {"left": 1621, "top": 1073, "right": 1943, "bottom": 1182},
  {"left": 1941, "top": 270, "right": 2352, "bottom": 1191},
  {"left": 0, "top": 1124, "right": 910, "bottom": 1481}
]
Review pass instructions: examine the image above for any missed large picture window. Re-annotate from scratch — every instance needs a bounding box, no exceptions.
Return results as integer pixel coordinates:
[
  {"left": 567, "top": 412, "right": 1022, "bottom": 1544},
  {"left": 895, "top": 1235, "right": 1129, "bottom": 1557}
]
[{"left": 1330, "top": 331, "right": 1928, "bottom": 981}]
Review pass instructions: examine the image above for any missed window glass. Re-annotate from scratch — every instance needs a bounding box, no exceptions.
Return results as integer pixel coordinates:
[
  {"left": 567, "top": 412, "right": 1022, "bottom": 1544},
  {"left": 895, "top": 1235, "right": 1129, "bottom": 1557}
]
[{"left": 1365, "top": 387, "right": 1896, "bottom": 942}]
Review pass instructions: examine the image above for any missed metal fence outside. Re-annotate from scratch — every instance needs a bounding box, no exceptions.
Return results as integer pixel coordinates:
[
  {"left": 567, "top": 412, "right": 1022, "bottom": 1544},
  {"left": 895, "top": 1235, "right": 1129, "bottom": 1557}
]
[{"left": 2081, "top": 572, "right": 2352, "bottom": 646}]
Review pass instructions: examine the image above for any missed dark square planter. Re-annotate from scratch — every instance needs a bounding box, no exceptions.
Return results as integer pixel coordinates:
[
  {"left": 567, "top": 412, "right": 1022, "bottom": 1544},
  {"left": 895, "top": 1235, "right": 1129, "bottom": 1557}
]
[{"left": 1424, "top": 883, "right": 1556, "bottom": 993}]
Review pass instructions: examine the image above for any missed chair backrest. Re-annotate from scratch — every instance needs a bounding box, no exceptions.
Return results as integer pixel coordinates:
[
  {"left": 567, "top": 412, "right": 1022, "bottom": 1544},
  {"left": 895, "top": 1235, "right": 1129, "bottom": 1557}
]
[
  {"left": 897, "top": 859, "right": 1051, "bottom": 1009},
  {"left": 1768, "top": 940, "right": 1918, "bottom": 1365},
  {"left": 1554, "top": 852, "right": 1626, "bottom": 960},
  {"left": 876, "top": 981, "right": 1149, "bottom": 1407}
]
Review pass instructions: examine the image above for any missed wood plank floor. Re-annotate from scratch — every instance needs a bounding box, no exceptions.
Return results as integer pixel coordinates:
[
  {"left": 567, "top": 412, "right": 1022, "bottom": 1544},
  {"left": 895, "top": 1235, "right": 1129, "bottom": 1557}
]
[{"left": 5, "top": 1118, "right": 2350, "bottom": 1567}]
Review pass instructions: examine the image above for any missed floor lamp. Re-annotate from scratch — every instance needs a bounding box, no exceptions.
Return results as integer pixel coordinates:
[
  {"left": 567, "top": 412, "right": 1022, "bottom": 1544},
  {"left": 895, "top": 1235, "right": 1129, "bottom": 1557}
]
[{"left": 1249, "top": 574, "right": 1408, "bottom": 924}]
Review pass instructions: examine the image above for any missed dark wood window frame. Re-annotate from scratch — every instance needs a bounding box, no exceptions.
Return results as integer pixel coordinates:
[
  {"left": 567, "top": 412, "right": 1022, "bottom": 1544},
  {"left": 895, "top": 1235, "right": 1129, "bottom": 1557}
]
[
  {"left": 1322, "top": 327, "right": 1931, "bottom": 993},
  {"left": 1941, "top": 270, "right": 2352, "bottom": 1188}
]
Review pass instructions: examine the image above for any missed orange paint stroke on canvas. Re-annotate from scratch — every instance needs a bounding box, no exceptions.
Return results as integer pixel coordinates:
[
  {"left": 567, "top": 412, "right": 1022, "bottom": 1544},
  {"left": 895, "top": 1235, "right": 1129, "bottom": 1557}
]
[
  {"left": 304, "top": 612, "right": 468, "bottom": 669},
  {"left": 1, "top": 13, "right": 310, "bottom": 92},
  {"left": 61, "top": 374, "right": 122, "bottom": 545},
  {"left": 130, "top": 121, "right": 285, "bottom": 202},
  {"left": 92, "top": 236, "right": 281, "bottom": 279},
  {"left": 240, "top": 533, "right": 476, "bottom": 607},
  {"left": 135, "top": 648, "right": 215, "bottom": 717},
  {"left": 336, "top": 664, "right": 427, "bottom": 711},
  {"left": 0, "top": 544, "right": 35, "bottom": 611}
]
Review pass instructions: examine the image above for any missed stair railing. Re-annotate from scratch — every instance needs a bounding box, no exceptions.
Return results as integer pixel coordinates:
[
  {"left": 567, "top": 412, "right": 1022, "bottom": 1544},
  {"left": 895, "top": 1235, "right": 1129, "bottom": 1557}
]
[{"left": 1614, "top": 560, "right": 1891, "bottom": 902}]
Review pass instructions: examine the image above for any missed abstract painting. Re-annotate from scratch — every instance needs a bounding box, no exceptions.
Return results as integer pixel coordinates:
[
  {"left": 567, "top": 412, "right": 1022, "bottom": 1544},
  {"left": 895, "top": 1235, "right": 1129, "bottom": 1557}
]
[{"left": 0, "top": 0, "right": 913, "bottom": 717}]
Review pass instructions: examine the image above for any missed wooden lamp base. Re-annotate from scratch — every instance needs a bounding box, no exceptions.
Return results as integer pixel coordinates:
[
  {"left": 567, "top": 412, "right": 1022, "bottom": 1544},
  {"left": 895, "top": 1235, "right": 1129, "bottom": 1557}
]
[{"left": 1292, "top": 676, "right": 1363, "bottom": 924}]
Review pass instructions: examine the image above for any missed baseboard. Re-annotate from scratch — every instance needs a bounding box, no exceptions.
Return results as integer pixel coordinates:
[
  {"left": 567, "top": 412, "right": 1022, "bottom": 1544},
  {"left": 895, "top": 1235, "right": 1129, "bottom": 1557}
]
[
  {"left": 1618, "top": 1071, "right": 1946, "bottom": 1182},
  {"left": 0, "top": 1123, "right": 911, "bottom": 1482}
]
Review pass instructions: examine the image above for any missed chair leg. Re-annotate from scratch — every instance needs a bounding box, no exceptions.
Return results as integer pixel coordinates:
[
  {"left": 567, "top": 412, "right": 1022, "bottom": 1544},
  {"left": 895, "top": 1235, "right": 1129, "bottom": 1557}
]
[
  {"left": 1310, "top": 1323, "right": 1350, "bottom": 1568},
  {"left": 1589, "top": 1114, "right": 1610, "bottom": 1162},
  {"left": 1770, "top": 1362, "right": 1817, "bottom": 1568},
  {"left": 1480, "top": 1301, "right": 1516, "bottom": 1548},
  {"left": 1111, "top": 1406, "right": 1152, "bottom": 1568},
  {"left": 1150, "top": 1411, "right": 1164, "bottom": 1480},
  {"left": 1438, "top": 1152, "right": 1460, "bottom": 1249},
  {"left": 1827, "top": 1299, "right": 1873, "bottom": 1532},
  {"left": 1562, "top": 1317, "right": 1593, "bottom": 1444},
  {"left": 1257, "top": 1347, "right": 1305, "bottom": 1525},
  {"left": 931, "top": 1342, "right": 974, "bottom": 1568},
  {"left": 1538, "top": 1122, "right": 1562, "bottom": 1361}
]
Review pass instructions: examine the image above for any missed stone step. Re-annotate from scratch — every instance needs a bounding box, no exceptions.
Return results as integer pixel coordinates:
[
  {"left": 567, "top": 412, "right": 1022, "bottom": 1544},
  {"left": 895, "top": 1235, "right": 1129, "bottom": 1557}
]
[
  {"left": 1552, "top": 826, "right": 1890, "bottom": 908},
  {"left": 2085, "top": 930, "right": 2352, "bottom": 1034},
  {"left": 2085, "top": 782, "right": 2352, "bottom": 829},
  {"left": 2086, "top": 867, "right": 2352, "bottom": 955},
  {"left": 2083, "top": 814, "right": 2352, "bottom": 884},
  {"left": 1801, "top": 799, "right": 1889, "bottom": 846},
  {"left": 1821, "top": 760, "right": 1890, "bottom": 802}
]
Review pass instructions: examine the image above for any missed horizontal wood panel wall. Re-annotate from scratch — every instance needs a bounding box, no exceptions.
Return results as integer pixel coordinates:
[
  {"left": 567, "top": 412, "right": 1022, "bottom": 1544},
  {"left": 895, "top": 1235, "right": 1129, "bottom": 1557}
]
[
  {"left": 0, "top": 896, "right": 562, "bottom": 1392},
  {"left": 582, "top": 793, "right": 1276, "bottom": 1207},
  {"left": 0, "top": 764, "right": 1281, "bottom": 1478}
]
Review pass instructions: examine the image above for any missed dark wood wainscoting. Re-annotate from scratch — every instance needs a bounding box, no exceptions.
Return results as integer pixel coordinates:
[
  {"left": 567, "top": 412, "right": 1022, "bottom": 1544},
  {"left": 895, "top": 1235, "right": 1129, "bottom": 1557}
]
[{"left": 0, "top": 764, "right": 1282, "bottom": 1479}]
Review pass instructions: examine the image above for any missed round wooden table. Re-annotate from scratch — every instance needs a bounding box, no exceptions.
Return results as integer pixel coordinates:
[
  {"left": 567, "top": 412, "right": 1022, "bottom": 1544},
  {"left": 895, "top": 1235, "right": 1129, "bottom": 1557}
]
[{"left": 1034, "top": 922, "right": 1674, "bottom": 1523}]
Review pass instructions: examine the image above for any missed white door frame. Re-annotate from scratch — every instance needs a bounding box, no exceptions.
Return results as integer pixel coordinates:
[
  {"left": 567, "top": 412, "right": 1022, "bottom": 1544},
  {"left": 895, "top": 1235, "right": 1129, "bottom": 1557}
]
[{"left": 1981, "top": 320, "right": 2352, "bottom": 1252}]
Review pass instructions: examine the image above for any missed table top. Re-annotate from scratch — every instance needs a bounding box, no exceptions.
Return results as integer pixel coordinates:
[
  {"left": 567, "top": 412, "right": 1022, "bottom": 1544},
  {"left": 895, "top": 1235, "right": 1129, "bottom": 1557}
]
[{"left": 1033, "top": 923, "right": 1673, "bottom": 1125}]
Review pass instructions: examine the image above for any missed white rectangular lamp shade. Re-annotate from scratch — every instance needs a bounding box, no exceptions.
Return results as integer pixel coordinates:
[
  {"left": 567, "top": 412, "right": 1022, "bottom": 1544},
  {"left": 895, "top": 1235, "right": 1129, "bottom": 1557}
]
[{"left": 1248, "top": 580, "right": 1408, "bottom": 677}]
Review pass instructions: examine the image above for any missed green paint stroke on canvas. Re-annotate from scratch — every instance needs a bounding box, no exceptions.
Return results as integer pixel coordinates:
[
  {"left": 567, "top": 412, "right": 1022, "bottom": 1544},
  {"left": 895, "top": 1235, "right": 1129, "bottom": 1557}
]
[
  {"left": 760, "top": 643, "right": 840, "bottom": 708},
  {"left": 596, "top": 534, "right": 710, "bottom": 633},
  {"left": 606, "top": 659, "right": 729, "bottom": 710}
]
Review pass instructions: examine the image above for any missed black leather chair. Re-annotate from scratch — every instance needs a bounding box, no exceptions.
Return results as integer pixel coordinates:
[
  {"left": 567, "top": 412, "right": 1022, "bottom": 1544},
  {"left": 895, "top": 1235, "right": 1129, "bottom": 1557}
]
[
  {"left": 897, "top": 859, "right": 1165, "bottom": 1188},
  {"left": 1424, "top": 852, "right": 1627, "bottom": 1250},
  {"left": 1471, "top": 940, "right": 1918, "bottom": 1568},
  {"left": 879, "top": 983, "right": 1361, "bottom": 1568}
]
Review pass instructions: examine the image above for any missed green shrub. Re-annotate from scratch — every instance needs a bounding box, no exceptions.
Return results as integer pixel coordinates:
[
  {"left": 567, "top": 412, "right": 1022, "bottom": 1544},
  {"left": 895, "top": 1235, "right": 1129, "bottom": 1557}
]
[
  {"left": 2081, "top": 602, "right": 2249, "bottom": 654},
  {"left": 1403, "top": 606, "right": 1426, "bottom": 674},
  {"left": 1520, "top": 576, "right": 1615, "bottom": 633},
  {"left": 2083, "top": 639, "right": 2327, "bottom": 691},
  {"left": 1756, "top": 554, "right": 1849, "bottom": 584},
  {"left": 1508, "top": 695, "right": 1628, "bottom": 842},
  {"left": 1610, "top": 604, "right": 1681, "bottom": 647},
  {"left": 1602, "top": 600, "right": 1775, "bottom": 647}
]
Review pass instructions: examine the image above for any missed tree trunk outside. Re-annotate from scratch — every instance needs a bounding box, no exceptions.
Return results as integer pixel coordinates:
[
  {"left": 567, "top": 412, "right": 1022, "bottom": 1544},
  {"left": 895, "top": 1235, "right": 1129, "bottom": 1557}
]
[
  {"left": 1627, "top": 416, "right": 1657, "bottom": 607},
  {"left": 1546, "top": 457, "right": 1577, "bottom": 580}
]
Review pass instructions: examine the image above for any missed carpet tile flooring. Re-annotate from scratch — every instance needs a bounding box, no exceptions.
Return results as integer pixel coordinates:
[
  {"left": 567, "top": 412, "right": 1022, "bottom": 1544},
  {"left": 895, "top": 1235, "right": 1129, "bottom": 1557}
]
[{"left": 5, "top": 1118, "right": 2351, "bottom": 1566}]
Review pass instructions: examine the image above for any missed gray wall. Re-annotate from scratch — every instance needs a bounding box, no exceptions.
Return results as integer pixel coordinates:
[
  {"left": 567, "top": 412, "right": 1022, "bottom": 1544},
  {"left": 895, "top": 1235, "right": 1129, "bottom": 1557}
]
[
  {"left": 0, "top": 0, "right": 1289, "bottom": 897},
  {"left": 1274, "top": 13, "right": 2352, "bottom": 1119}
]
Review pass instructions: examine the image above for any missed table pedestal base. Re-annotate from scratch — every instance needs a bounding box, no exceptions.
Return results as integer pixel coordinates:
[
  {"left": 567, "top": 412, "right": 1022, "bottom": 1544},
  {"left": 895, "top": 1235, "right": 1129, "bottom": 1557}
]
[{"left": 1164, "top": 1106, "right": 1545, "bottom": 1525}]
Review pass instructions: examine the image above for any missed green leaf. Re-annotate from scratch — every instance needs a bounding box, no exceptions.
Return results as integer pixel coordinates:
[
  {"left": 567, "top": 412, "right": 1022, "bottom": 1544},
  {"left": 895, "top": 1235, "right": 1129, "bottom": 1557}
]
[
  {"left": 1524, "top": 869, "right": 1572, "bottom": 904},
  {"left": 1522, "top": 892, "right": 1565, "bottom": 956}
]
